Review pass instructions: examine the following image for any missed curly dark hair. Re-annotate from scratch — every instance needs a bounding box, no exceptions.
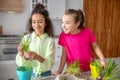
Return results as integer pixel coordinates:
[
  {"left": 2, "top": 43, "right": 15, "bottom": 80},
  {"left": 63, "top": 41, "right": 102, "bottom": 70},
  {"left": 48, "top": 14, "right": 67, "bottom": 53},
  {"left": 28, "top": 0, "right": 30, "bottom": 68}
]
[{"left": 26, "top": 3, "right": 54, "bottom": 37}]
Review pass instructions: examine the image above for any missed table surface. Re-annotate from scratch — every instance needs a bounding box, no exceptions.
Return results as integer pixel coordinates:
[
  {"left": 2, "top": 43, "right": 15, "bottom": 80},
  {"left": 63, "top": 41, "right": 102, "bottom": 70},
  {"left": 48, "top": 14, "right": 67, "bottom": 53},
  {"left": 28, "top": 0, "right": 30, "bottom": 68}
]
[
  {"left": 30, "top": 57, "right": 120, "bottom": 80},
  {"left": 30, "top": 71, "right": 92, "bottom": 80},
  {"left": 1, "top": 58, "right": 120, "bottom": 80}
]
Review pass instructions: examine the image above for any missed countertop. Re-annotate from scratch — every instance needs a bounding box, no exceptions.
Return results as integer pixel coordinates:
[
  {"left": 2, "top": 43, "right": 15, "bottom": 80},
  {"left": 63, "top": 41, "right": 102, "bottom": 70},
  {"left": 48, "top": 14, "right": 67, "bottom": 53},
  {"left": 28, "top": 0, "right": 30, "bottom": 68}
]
[
  {"left": 30, "top": 57, "right": 120, "bottom": 80},
  {"left": 30, "top": 72, "right": 91, "bottom": 80},
  {"left": 0, "top": 58, "right": 120, "bottom": 80}
]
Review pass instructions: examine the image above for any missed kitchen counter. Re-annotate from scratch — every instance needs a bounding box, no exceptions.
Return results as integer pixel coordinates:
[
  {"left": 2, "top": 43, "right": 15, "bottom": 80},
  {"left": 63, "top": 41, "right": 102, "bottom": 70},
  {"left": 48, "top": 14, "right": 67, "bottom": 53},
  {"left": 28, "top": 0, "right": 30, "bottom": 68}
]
[
  {"left": 31, "top": 76, "right": 56, "bottom": 80},
  {"left": 30, "top": 72, "right": 91, "bottom": 80},
  {"left": 0, "top": 60, "right": 17, "bottom": 80},
  {"left": 30, "top": 57, "right": 120, "bottom": 80},
  {"left": 0, "top": 58, "right": 120, "bottom": 80}
]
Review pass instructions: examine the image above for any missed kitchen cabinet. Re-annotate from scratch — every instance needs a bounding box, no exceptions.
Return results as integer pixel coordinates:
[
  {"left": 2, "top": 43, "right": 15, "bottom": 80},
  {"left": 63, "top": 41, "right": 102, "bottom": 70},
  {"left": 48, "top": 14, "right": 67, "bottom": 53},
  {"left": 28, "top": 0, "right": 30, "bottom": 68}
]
[
  {"left": 52, "top": 19, "right": 62, "bottom": 36},
  {"left": 30, "top": 0, "right": 66, "bottom": 19},
  {"left": 47, "top": 0, "right": 66, "bottom": 19},
  {"left": 0, "top": 0, "right": 23, "bottom": 13},
  {"left": 30, "top": 0, "right": 48, "bottom": 13},
  {"left": 0, "top": 60, "right": 17, "bottom": 80},
  {"left": 52, "top": 38, "right": 67, "bottom": 72},
  {"left": 54, "top": 38, "right": 62, "bottom": 61},
  {"left": 52, "top": 38, "right": 62, "bottom": 71}
]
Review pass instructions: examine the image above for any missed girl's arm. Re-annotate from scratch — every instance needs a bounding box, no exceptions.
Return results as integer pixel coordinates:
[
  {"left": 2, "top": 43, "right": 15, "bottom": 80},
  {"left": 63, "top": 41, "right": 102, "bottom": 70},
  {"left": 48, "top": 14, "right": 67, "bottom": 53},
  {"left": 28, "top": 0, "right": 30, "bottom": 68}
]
[
  {"left": 52, "top": 47, "right": 66, "bottom": 74},
  {"left": 24, "top": 51, "right": 45, "bottom": 63},
  {"left": 18, "top": 43, "right": 24, "bottom": 56},
  {"left": 58, "top": 47, "right": 66, "bottom": 73},
  {"left": 92, "top": 42, "right": 106, "bottom": 68}
]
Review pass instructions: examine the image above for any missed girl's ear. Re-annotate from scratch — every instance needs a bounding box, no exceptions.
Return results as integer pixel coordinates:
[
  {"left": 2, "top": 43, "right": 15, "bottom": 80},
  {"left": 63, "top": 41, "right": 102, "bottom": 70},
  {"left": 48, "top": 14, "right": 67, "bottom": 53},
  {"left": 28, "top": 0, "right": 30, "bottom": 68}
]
[{"left": 76, "top": 21, "right": 80, "bottom": 28}]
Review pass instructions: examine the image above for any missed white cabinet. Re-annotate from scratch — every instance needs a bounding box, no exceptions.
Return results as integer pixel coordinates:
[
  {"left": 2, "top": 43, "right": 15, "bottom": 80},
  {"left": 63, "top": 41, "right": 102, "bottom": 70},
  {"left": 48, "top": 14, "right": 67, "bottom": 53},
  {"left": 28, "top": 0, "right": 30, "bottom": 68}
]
[
  {"left": 52, "top": 19, "right": 62, "bottom": 36},
  {"left": 47, "top": 0, "right": 66, "bottom": 19},
  {"left": 54, "top": 38, "right": 62, "bottom": 61},
  {"left": 0, "top": 60, "right": 17, "bottom": 80},
  {"left": 30, "top": 0, "right": 66, "bottom": 19},
  {"left": 30, "top": 0, "right": 47, "bottom": 13},
  {"left": 52, "top": 38, "right": 62, "bottom": 71},
  {"left": 52, "top": 38, "right": 67, "bottom": 72}
]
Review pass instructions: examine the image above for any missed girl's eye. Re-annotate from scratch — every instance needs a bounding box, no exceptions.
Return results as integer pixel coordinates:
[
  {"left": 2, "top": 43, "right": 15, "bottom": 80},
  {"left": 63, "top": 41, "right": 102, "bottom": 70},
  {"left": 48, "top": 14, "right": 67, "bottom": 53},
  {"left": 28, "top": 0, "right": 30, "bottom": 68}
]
[
  {"left": 66, "top": 23, "right": 70, "bottom": 25},
  {"left": 32, "top": 21, "right": 43, "bottom": 24},
  {"left": 32, "top": 21, "right": 36, "bottom": 24},
  {"left": 38, "top": 21, "right": 42, "bottom": 23}
]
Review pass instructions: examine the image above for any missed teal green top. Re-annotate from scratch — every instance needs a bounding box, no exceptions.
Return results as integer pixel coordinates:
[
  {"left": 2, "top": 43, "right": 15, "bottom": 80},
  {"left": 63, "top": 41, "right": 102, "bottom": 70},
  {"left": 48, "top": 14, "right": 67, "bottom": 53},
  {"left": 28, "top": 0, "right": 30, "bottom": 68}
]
[{"left": 16, "top": 32, "right": 55, "bottom": 75}]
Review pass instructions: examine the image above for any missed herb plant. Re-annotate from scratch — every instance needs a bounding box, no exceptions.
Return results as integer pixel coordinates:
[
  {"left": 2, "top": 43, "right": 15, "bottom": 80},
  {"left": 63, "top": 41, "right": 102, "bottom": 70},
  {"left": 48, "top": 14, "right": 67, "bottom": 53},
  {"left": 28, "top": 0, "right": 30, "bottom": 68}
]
[
  {"left": 66, "top": 60, "right": 81, "bottom": 77},
  {"left": 21, "top": 35, "right": 30, "bottom": 52},
  {"left": 103, "top": 59, "right": 120, "bottom": 80},
  {"left": 90, "top": 60, "right": 103, "bottom": 79},
  {"left": 90, "top": 59, "right": 120, "bottom": 80}
]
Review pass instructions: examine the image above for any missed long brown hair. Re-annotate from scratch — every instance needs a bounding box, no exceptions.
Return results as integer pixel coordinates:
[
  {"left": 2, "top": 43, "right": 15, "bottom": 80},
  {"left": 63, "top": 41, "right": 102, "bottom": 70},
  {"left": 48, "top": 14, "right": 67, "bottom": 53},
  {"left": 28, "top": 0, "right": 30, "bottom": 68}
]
[{"left": 26, "top": 3, "right": 54, "bottom": 37}]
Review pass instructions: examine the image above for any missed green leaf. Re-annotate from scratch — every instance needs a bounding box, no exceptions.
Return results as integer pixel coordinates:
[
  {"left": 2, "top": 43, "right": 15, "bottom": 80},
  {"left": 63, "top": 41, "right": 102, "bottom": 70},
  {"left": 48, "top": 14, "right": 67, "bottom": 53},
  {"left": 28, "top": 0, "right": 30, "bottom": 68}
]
[
  {"left": 21, "top": 35, "right": 31, "bottom": 52},
  {"left": 104, "top": 59, "right": 120, "bottom": 80},
  {"left": 66, "top": 60, "right": 81, "bottom": 77}
]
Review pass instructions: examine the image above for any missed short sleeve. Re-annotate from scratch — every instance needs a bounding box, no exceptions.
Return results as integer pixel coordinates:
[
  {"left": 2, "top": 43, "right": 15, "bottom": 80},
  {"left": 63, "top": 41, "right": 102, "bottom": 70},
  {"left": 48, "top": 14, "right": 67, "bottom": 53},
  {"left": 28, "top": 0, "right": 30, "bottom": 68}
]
[
  {"left": 89, "top": 29, "right": 96, "bottom": 43},
  {"left": 58, "top": 32, "right": 65, "bottom": 47}
]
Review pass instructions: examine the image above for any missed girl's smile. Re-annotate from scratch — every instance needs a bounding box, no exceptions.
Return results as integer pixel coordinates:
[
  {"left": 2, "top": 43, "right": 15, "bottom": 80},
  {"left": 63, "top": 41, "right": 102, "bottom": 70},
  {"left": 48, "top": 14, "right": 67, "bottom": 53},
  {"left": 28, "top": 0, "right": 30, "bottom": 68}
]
[
  {"left": 32, "top": 13, "right": 46, "bottom": 35},
  {"left": 62, "top": 14, "right": 80, "bottom": 34}
]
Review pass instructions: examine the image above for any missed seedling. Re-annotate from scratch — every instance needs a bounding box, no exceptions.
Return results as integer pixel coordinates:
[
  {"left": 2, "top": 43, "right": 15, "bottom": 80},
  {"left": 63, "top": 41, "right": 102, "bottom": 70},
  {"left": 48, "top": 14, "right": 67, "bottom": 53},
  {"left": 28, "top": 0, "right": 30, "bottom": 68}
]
[
  {"left": 21, "top": 35, "right": 31, "bottom": 52},
  {"left": 90, "top": 59, "right": 120, "bottom": 80},
  {"left": 66, "top": 60, "right": 81, "bottom": 77}
]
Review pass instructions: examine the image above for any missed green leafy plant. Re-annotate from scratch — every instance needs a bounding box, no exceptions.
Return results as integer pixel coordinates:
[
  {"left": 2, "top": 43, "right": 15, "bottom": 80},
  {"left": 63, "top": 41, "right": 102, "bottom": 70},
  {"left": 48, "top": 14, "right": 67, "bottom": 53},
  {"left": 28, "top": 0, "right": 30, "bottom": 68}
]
[
  {"left": 90, "top": 60, "right": 103, "bottom": 79},
  {"left": 90, "top": 59, "right": 120, "bottom": 80},
  {"left": 66, "top": 60, "right": 81, "bottom": 77},
  {"left": 103, "top": 59, "right": 120, "bottom": 80},
  {"left": 21, "top": 35, "right": 30, "bottom": 52},
  {"left": 17, "top": 66, "right": 32, "bottom": 71}
]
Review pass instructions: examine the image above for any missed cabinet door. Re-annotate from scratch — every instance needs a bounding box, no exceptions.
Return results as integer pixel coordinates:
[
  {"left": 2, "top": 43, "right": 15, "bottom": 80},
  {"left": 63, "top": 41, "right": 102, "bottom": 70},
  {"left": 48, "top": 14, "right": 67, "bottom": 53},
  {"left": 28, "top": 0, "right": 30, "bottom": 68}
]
[
  {"left": 30, "top": 0, "right": 66, "bottom": 19},
  {"left": 52, "top": 38, "right": 62, "bottom": 71},
  {"left": 30, "top": 0, "right": 44, "bottom": 13},
  {"left": 54, "top": 38, "right": 62, "bottom": 61},
  {"left": 48, "top": 0, "right": 66, "bottom": 19}
]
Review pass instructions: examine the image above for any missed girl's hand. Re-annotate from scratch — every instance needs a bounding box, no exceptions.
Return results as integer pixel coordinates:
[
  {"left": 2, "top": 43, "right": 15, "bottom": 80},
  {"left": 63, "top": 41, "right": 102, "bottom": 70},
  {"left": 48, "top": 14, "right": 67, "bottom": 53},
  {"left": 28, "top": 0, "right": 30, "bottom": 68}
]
[
  {"left": 24, "top": 51, "right": 36, "bottom": 60},
  {"left": 18, "top": 44, "right": 24, "bottom": 56},
  {"left": 100, "top": 59, "right": 106, "bottom": 69},
  {"left": 51, "top": 70, "right": 62, "bottom": 75}
]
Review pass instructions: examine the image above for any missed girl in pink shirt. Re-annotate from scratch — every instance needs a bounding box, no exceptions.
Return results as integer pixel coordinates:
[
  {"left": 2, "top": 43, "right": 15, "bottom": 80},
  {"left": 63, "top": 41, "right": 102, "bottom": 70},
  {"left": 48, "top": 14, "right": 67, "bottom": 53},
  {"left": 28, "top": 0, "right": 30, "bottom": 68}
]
[{"left": 53, "top": 9, "right": 105, "bottom": 74}]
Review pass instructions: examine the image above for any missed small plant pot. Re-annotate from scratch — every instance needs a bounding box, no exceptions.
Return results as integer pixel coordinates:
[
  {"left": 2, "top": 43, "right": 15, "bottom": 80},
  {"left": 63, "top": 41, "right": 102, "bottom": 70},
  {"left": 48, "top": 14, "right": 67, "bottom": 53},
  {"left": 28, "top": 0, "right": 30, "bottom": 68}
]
[{"left": 16, "top": 66, "right": 33, "bottom": 80}]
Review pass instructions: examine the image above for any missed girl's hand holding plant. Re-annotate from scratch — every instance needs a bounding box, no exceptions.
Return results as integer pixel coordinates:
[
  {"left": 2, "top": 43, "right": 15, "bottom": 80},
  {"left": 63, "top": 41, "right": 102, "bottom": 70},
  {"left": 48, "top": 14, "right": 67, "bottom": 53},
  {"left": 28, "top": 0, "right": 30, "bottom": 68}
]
[
  {"left": 18, "top": 44, "right": 24, "bottom": 56},
  {"left": 100, "top": 59, "right": 106, "bottom": 69},
  {"left": 90, "top": 59, "right": 120, "bottom": 80},
  {"left": 18, "top": 35, "right": 31, "bottom": 59},
  {"left": 24, "top": 51, "right": 36, "bottom": 60},
  {"left": 21, "top": 35, "right": 30, "bottom": 52}
]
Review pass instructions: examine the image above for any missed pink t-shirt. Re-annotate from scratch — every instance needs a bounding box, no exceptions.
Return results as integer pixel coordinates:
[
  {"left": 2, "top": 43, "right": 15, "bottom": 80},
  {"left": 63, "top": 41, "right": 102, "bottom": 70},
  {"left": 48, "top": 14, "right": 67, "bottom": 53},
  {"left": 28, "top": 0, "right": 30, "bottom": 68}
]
[{"left": 59, "top": 28, "right": 96, "bottom": 71}]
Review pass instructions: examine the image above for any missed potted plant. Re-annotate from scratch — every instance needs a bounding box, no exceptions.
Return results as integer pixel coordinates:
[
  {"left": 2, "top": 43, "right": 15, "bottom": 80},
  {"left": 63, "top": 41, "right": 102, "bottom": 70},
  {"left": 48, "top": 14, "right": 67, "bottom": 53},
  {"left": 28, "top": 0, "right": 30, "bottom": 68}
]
[
  {"left": 66, "top": 60, "right": 81, "bottom": 77},
  {"left": 90, "top": 59, "right": 120, "bottom": 80},
  {"left": 55, "top": 60, "right": 82, "bottom": 80}
]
